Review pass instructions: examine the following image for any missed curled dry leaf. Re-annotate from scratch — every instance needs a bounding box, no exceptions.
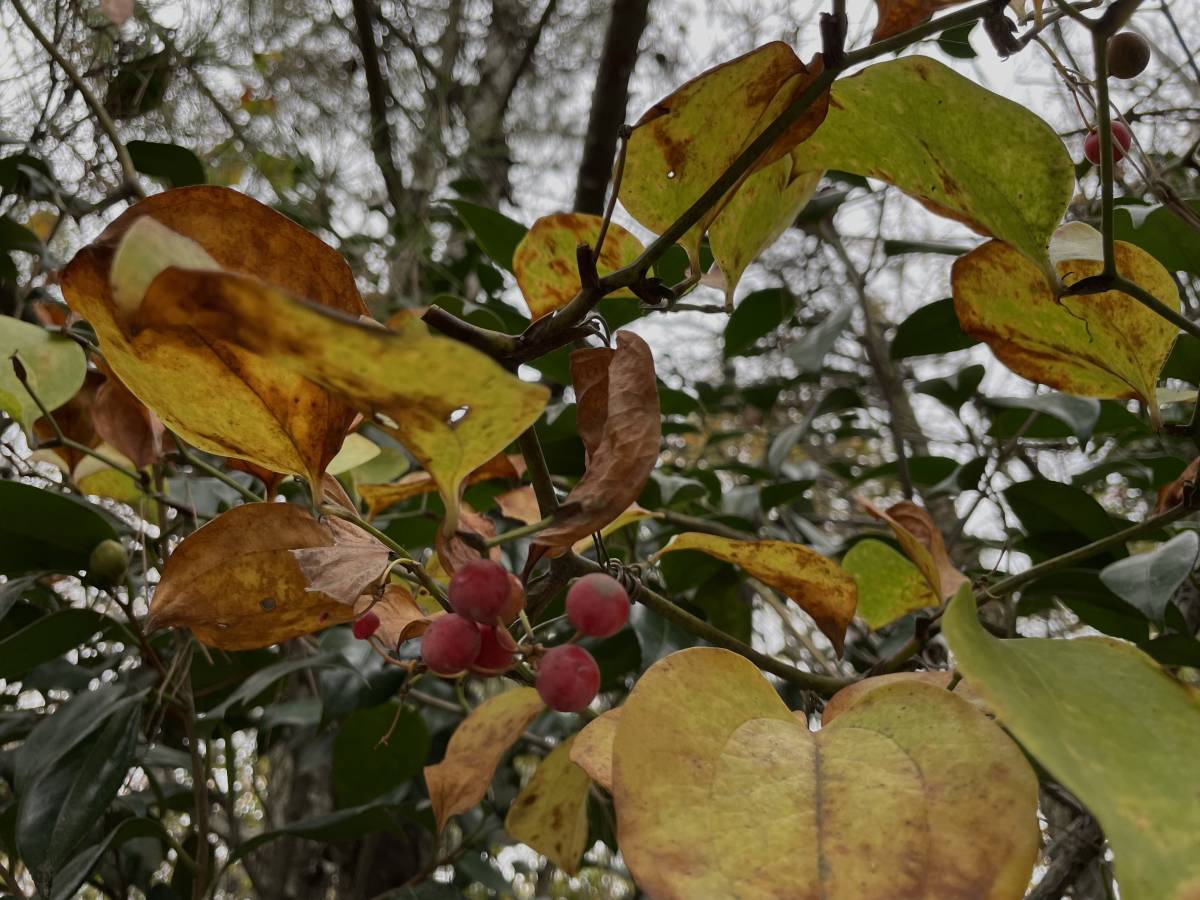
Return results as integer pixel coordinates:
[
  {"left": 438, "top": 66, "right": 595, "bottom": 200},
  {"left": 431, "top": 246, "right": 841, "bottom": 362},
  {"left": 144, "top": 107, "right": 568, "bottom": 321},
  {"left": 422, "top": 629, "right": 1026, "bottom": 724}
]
[
  {"left": 424, "top": 687, "right": 544, "bottom": 831},
  {"left": 620, "top": 43, "right": 829, "bottom": 268},
  {"left": 1156, "top": 457, "right": 1200, "bottom": 514},
  {"left": 943, "top": 585, "right": 1200, "bottom": 900},
  {"left": 872, "top": 0, "right": 972, "bottom": 41},
  {"left": 292, "top": 516, "right": 391, "bottom": 605},
  {"left": 127, "top": 254, "right": 547, "bottom": 532},
  {"left": 653, "top": 532, "right": 856, "bottom": 654},
  {"left": 356, "top": 583, "right": 440, "bottom": 647},
  {"left": 61, "top": 187, "right": 365, "bottom": 483},
  {"left": 859, "top": 498, "right": 968, "bottom": 601},
  {"left": 505, "top": 735, "right": 591, "bottom": 875},
  {"left": 612, "top": 648, "right": 1039, "bottom": 900},
  {"left": 148, "top": 501, "right": 352, "bottom": 649},
  {"left": 529, "top": 332, "right": 660, "bottom": 562},
  {"left": 358, "top": 453, "right": 524, "bottom": 517},
  {"left": 91, "top": 371, "right": 164, "bottom": 469},
  {"left": 952, "top": 239, "right": 1180, "bottom": 420},
  {"left": 513, "top": 213, "right": 643, "bottom": 320},
  {"left": 568, "top": 707, "right": 621, "bottom": 792},
  {"left": 435, "top": 505, "right": 502, "bottom": 575}
]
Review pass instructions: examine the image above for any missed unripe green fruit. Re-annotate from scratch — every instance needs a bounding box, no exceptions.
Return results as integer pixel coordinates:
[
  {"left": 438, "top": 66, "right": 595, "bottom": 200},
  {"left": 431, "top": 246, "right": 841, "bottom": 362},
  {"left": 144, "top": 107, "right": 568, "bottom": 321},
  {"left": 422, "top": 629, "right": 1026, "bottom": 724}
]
[
  {"left": 87, "top": 539, "right": 128, "bottom": 586},
  {"left": 1107, "top": 32, "right": 1150, "bottom": 80}
]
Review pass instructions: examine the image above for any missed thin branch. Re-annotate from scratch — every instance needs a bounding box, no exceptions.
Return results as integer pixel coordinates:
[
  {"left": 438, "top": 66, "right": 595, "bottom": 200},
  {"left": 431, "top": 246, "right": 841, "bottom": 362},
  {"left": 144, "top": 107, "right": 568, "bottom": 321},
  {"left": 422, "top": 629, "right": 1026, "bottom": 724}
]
[
  {"left": 350, "top": 0, "right": 408, "bottom": 215},
  {"left": 9, "top": 0, "right": 145, "bottom": 198}
]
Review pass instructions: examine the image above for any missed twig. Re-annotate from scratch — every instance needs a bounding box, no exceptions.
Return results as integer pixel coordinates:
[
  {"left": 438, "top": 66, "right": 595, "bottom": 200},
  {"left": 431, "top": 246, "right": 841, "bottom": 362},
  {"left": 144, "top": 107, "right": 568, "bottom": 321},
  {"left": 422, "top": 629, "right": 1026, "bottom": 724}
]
[
  {"left": 593, "top": 126, "right": 631, "bottom": 261},
  {"left": 9, "top": 0, "right": 145, "bottom": 199},
  {"left": 1062, "top": 273, "right": 1200, "bottom": 342}
]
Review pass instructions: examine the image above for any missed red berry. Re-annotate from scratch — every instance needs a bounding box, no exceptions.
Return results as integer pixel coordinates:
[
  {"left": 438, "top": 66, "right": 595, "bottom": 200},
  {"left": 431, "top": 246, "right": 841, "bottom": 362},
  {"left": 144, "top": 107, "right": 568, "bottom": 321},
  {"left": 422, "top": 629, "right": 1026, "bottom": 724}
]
[
  {"left": 566, "top": 573, "right": 630, "bottom": 638},
  {"left": 499, "top": 573, "right": 526, "bottom": 624},
  {"left": 1083, "top": 122, "right": 1132, "bottom": 166},
  {"left": 470, "top": 624, "right": 517, "bottom": 676},
  {"left": 352, "top": 611, "right": 381, "bottom": 640},
  {"left": 421, "top": 613, "right": 482, "bottom": 675},
  {"left": 448, "top": 559, "right": 511, "bottom": 623},
  {"left": 536, "top": 645, "right": 600, "bottom": 712}
]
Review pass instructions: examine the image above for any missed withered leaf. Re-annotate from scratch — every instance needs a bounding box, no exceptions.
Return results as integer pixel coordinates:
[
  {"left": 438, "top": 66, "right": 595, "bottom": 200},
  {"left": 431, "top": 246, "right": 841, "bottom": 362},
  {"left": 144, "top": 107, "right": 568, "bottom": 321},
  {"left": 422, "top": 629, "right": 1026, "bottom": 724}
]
[
  {"left": 92, "top": 370, "right": 164, "bottom": 469},
  {"left": 1156, "top": 457, "right": 1200, "bottom": 514},
  {"left": 529, "top": 331, "right": 660, "bottom": 560},
  {"left": 495, "top": 485, "right": 542, "bottom": 525},
  {"left": 356, "top": 583, "right": 440, "bottom": 648},
  {"left": 872, "top": 0, "right": 972, "bottom": 41},
  {"left": 435, "top": 505, "right": 502, "bottom": 575},
  {"left": 358, "top": 453, "right": 525, "bottom": 517},
  {"left": 292, "top": 515, "right": 391, "bottom": 605},
  {"left": 148, "top": 501, "right": 351, "bottom": 649}
]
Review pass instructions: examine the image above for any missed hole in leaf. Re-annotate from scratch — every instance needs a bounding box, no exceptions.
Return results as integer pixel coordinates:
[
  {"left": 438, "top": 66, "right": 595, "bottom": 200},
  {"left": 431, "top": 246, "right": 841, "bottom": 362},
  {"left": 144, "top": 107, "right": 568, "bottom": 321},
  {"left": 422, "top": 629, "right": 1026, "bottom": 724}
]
[
  {"left": 374, "top": 411, "right": 399, "bottom": 429},
  {"left": 666, "top": 170, "right": 676, "bottom": 180},
  {"left": 448, "top": 405, "right": 470, "bottom": 426},
  {"left": 260, "top": 597, "right": 276, "bottom": 611}
]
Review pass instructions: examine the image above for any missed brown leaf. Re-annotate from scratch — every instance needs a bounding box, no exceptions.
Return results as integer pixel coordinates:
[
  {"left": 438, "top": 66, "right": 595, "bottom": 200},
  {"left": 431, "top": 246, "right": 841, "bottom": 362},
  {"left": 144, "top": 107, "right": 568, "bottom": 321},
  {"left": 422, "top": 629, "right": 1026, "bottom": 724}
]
[
  {"left": 436, "top": 505, "right": 502, "bottom": 575},
  {"left": 1156, "top": 457, "right": 1200, "bottom": 514},
  {"left": 860, "top": 499, "right": 968, "bottom": 600},
  {"left": 293, "top": 516, "right": 391, "bottom": 605},
  {"left": 357, "top": 583, "right": 441, "bottom": 647},
  {"left": 358, "top": 453, "right": 525, "bottom": 517},
  {"left": 530, "top": 332, "right": 660, "bottom": 560},
  {"left": 92, "top": 371, "right": 164, "bottom": 468},
  {"left": 34, "top": 371, "right": 103, "bottom": 469},
  {"left": 148, "top": 501, "right": 351, "bottom": 649},
  {"left": 495, "top": 485, "right": 542, "bottom": 525},
  {"left": 872, "top": 0, "right": 971, "bottom": 41}
]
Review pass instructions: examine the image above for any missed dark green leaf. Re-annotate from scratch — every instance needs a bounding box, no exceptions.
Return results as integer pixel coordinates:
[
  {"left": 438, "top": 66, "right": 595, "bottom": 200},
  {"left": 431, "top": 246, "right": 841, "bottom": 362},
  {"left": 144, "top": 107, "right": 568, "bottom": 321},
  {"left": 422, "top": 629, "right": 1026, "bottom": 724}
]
[
  {"left": 52, "top": 818, "right": 166, "bottom": 900},
  {"left": 723, "top": 288, "right": 790, "bottom": 358},
  {"left": 937, "top": 20, "right": 978, "bottom": 58},
  {"left": 128, "top": 140, "right": 206, "bottom": 188},
  {"left": 332, "top": 704, "right": 430, "bottom": 808},
  {"left": 1139, "top": 634, "right": 1200, "bottom": 668},
  {"left": 0, "top": 609, "right": 122, "bottom": 680},
  {"left": 984, "top": 394, "right": 1101, "bottom": 443},
  {"left": 1005, "top": 480, "right": 1123, "bottom": 563},
  {"left": 0, "top": 216, "right": 42, "bottom": 255},
  {"left": 890, "top": 298, "right": 977, "bottom": 359},
  {"left": 0, "top": 481, "right": 120, "bottom": 576},
  {"left": 1114, "top": 200, "right": 1200, "bottom": 275},
  {"left": 448, "top": 200, "right": 527, "bottom": 272},
  {"left": 915, "top": 364, "right": 985, "bottom": 410},
  {"left": 585, "top": 629, "right": 642, "bottom": 690}
]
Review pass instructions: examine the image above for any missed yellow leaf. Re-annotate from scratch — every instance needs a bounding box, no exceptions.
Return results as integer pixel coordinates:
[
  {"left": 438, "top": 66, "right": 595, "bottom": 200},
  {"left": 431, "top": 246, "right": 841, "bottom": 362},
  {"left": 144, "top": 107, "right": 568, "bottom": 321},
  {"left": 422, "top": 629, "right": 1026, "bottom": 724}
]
[
  {"left": 570, "top": 504, "right": 655, "bottom": 554},
  {"left": 513, "top": 213, "right": 643, "bottom": 320},
  {"left": 822, "top": 671, "right": 989, "bottom": 723},
  {"left": 952, "top": 238, "right": 1180, "bottom": 415},
  {"left": 613, "top": 648, "right": 1039, "bottom": 900},
  {"left": 72, "top": 443, "right": 145, "bottom": 506},
  {"left": 621, "top": 43, "right": 829, "bottom": 269},
  {"left": 147, "top": 501, "right": 352, "bottom": 649},
  {"left": 568, "top": 708, "right": 621, "bottom": 792},
  {"left": 505, "top": 735, "right": 591, "bottom": 874},
  {"left": 61, "top": 187, "right": 364, "bottom": 483},
  {"left": 358, "top": 453, "right": 524, "bottom": 517},
  {"left": 708, "top": 157, "right": 821, "bottom": 309},
  {"left": 325, "top": 432, "right": 381, "bottom": 476},
  {"left": 424, "top": 687, "right": 544, "bottom": 831},
  {"left": 133, "top": 266, "right": 547, "bottom": 534},
  {"left": 652, "top": 532, "right": 856, "bottom": 653}
]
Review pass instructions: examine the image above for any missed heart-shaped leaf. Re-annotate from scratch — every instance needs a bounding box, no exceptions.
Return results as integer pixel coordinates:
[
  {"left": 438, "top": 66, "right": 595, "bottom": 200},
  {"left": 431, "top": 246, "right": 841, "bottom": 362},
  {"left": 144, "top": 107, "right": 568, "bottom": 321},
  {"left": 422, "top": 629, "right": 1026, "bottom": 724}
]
[
  {"left": 952, "top": 239, "right": 1180, "bottom": 417},
  {"left": 611, "top": 647, "right": 1038, "bottom": 899},
  {"left": 943, "top": 585, "right": 1200, "bottom": 900},
  {"left": 513, "top": 213, "right": 643, "bottom": 320},
  {"left": 652, "top": 532, "right": 856, "bottom": 653},
  {"left": 61, "top": 187, "right": 364, "bottom": 483}
]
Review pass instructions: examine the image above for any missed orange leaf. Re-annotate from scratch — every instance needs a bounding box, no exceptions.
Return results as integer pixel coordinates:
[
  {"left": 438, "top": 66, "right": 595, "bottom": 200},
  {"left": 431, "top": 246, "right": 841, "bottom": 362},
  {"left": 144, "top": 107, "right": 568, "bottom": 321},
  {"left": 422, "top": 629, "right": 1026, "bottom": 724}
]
[
  {"left": 148, "top": 501, "right": 352, "bottom": 649},
  {"left": 872, "top": 0, "right": 971, "bottom": 41},
  {"left": 424, "top": 687, "right": 544, "bottom": 831},
  {"left": 495, "top": 485, "right": 542, "bottom": 525},
  {"left": 529, "top": 332, "right": 661, "bottom": 561},
  {"left": 358, "top": 455, "right": 526, "bottom": 517},
  {"left": 1156, "top": 458, "right": 1200, "bottom": 514},
  {"left": 358, "top": 583, "right": 441, "bottom": 647}
]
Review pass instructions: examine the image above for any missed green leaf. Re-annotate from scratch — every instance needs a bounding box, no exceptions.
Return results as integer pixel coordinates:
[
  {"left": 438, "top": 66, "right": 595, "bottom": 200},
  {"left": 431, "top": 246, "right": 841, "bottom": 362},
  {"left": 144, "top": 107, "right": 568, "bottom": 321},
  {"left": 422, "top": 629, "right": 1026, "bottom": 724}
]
[
  {"left": 0, "top": 314, "right": 87, "bottom": 430},
  {"left": 448, "top": 200, "right": 527, "bottom": 273},
  {"left": 332, "top": 704, "right": 430, "bottom": 808},
  {"left": 1100, "top": 532, "right": 1200, "bottom": 625},
  {"left": 787, "top": 303, "right": 852, "bottom": 373},
  {"left": 1004, "top": 480, "right": 1122, "bottom": 562},
  {"left": 0, "top": 216, "right": 42, "bottom": 255},
  {"left": 0, "top": 609, "right": 122, "bottom": 680},
  {"left": 128, "top": 140, "right": 206, "bottom": 188},
  {"left": 841, "top": 538, "right": 938, "bottom": 629},
  {"left": 890, "top": 298, "right": 978, "bottom": 359},
  {"left": 52, "top": 818, "right": 166, "bottom": 900},
  {"left": 1114, "top": 200, "right": 1200, "bottom": 275},
  {"left": 17, "top": 697, "right": 141, "bottom": 894},
  {"left": 943, "top": 585, "right": 1200, "bottom": 900},
  {"left": 936, "top": 20, "right": 977, "bottom": 59},
  {"left": 791, "top": 56, "right": 1073, "bottom": 270},
  {"left": 915, "top": 364, "right": 984, "bottom": 410},
  {"left": 983, "top": 393, "right": 1101, "bottom": 443},
  {"left": 723, "top": 288, "right": 790, "bottom": 358},
  {"left": 0, "top": 481, "right": 119, "bottom": 576}
]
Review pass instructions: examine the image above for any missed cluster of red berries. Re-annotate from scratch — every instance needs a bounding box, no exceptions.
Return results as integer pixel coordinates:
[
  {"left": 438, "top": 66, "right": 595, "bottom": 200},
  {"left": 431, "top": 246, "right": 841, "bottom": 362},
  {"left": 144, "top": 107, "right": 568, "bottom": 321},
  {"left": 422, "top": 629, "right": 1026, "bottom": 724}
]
[
  {"left": 350, "top": 559, "right": 631, "bottom": 714},
  {"left": 1081, "top": 33, "right": 1150, "bottom": 168}
]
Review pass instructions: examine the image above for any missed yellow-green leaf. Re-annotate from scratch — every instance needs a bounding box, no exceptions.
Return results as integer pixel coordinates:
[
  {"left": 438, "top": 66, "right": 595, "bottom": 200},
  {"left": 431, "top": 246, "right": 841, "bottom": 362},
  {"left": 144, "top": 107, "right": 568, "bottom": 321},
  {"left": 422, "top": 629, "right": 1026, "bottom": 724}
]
[
  {"left": 569, "top": 708, "right": 621, "bottom": 791},
  {"left": 792, "top": 56, "right": 1073, "bottom": 270},
  {"left": 325, "top": 432, "right": 381, "bottom": 476},
  {"left": 73, "top": 444, "right": 146, "bottom": 507},
  {"left": 61, "top": 187, "right": 364, "bottom": 483},
  {"left": 133, "top": 267, "right": 547, "bottom": 533},
  {"left": 147, "top": 501, "right": 352, "bottom": 649},
  {"left": 620, "top": 43, "right": 829, "bottom": 268},
  {"left": 652, "top": 532, "right": 856, "bottom": 653},
  {"left": 952, "top": 238, "right": 1180, "bottom": 416},
  {"left": 708, "top": 158, "right": 821, "bottom": 309},
  {"left": 841, "top": 538, "right": 938, "bottom": 629},
  {"left": 0, "top": 314, "right": 86, "bottom": 431},
  {"left": 424, "top": 687, "right": 544, "bottom": 831},
  {"left": 513, "top": 213, "right": 643, "bottom": 320},
  {"left": 612, "top": 648, "right": 1039, "bottom": 899},
  {"left": 942, "top": 585, "right": 1200, "bottom": 900},
  {"left": 859, "top": 498, "right": 967, "bottom": 600},
  {"left": 505, "top": 736, "right": 591, "bottom": 874}
]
